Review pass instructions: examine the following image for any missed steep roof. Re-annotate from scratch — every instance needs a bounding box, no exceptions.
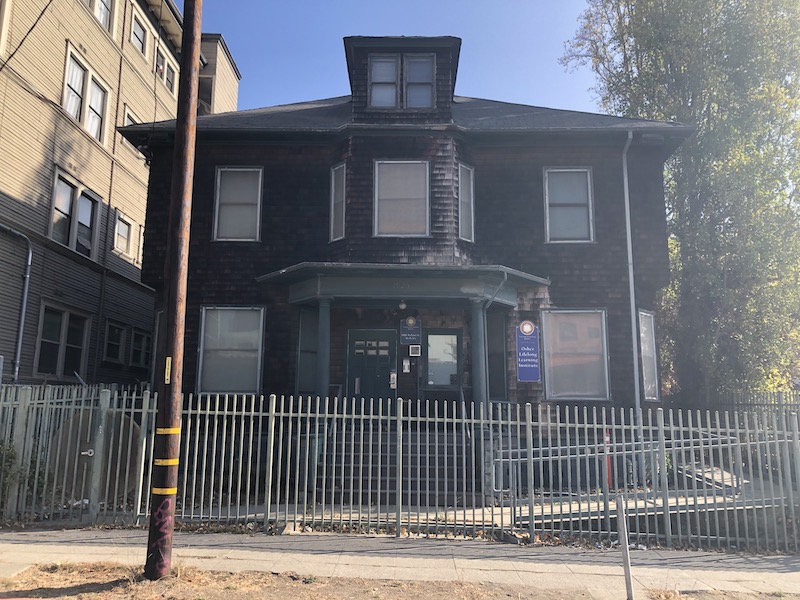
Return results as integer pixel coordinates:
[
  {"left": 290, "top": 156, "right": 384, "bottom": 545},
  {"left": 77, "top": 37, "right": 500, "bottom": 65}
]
[{"left": 121, "top": 95, "right": 692, "bottom": 141}]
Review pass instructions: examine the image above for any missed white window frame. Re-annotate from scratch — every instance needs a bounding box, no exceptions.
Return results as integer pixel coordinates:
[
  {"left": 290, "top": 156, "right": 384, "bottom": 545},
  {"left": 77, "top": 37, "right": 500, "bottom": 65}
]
[
  {"left": 458, "top": 163, "right": 475, "bottom": 242},
  {"left": 131, "top": 14, "right": 147, "bottom": 56},
  {"left": 33, "top": 303, "right": 91, "bottom": 379},
  {"left": 153, "top": 47, "right": 178, "bottom": 95},
  {"left": 114, "top": 210, "right": 133, "bottom": 255},
  {"left": 373, "top": 160, "right": 430, "bottom": 237},
  {"left": 213, "top": 166, "right": 263, "bottom": 242},
  {"left": 639, "top": 310, "right": 660, "bottom": 401},
  {"left": 62, "top": 47, "right": 110, "bottom": 144},
  {"left": 330, "top": 162, "right": 346, "bottom": 242},
  {"left": 50, "top": 169, "right": 101, "bottom": 260},
  {"left": 130, "top": 328, "right": 152, "bottom": 369},
  {"left": 103, "top": 320, "right": 127, "bottom": 363},
  {"left": 197, "top": 306, "right": 265, "bottom": 394},
  {"left": 544, "top": 167, "right": 595, "bottom": 243},
  {"left": 81, "top": 0, "right": 114, "bottom": 33},
  {"left": 541, "top": 308, "right": 610, "bottom": 401}
]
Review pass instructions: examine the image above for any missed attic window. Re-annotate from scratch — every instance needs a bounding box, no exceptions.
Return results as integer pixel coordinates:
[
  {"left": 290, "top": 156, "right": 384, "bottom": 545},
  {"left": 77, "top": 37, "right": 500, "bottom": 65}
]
[{"left": 369, "top": 54, "right": 435, "bottom": 110}]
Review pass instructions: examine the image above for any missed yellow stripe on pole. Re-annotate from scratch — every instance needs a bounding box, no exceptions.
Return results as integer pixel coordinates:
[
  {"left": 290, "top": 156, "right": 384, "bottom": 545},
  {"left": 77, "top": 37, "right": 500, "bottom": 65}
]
[
  {"left": 151, "top": 487, "right": 178, "bottom": 495},
  {"left": 155, "top": 427, "right": 181, "bottom": 435},
  {"left": 154, "top": 458, "right": 180, "bottom": 466}
]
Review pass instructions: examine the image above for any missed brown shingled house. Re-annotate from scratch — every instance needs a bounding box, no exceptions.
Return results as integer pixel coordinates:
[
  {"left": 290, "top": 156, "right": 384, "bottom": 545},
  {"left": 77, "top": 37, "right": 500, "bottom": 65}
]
[{"left": 123, "top": 36, "right": 690, "bottom": 412}]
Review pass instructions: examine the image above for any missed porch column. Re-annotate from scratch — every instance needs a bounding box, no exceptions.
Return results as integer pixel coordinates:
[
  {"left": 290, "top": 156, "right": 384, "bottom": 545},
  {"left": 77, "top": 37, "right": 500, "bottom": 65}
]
[
  {"left": 471, "top": 299, "right": 488, "bottom": 407},
  {"left": 316, "top": 297, "right": 332, "bottom": 398}
]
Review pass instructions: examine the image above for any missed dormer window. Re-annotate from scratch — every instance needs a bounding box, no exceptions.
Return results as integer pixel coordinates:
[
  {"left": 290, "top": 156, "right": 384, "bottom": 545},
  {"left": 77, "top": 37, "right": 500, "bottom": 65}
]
[{"left": 369, "top": 54, "right": 435, "bottom": 109}]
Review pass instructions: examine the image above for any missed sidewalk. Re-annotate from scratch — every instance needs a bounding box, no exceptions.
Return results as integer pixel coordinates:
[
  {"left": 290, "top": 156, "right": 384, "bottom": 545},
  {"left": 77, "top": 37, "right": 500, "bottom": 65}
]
[{"left": 2, "top": 528, "right": 800, "bottom": 599}]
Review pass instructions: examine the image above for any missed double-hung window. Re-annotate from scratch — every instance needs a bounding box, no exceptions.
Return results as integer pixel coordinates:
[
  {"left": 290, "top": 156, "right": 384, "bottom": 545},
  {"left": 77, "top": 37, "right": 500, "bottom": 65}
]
[
  {"left": 198, "top": 307, "right": 264, "bottom": 393},
  {"left": 154, "top": 49, "right": 177, "bottom": 94},
  {"left": 213, "top": 167, "right": 262, "bottom": 241},
  {"left": 52, "top": 173, "right": 99, "bottom": 258},
  {"left": 63, "top": 51, "right": 108, "bottom": 143},
  {"left": 545, "top": 168, "right": 594, "bottom": 242},
  {"left": 374, "top": 160, "right": 429, "bottom": 236},
  {"left": 458, "top": 163, "right": 474, "bottom": 242},
  {"left": 131, "top": 16, "right": 147, "bottom": 55},
  {"left": 104, "top": 321, "right": 127, "bottom": 363},
  {"left": 35, "top": 305, "right": 89, "bottom": 379},
  {"left": 114, "top": 212, "right": 132, "bottom": 254},
  {"left": 330, "top": 163, "right": 345, "bottom": 241},
  {"left": 369, "top": 54, "right": 435, "bottom": 109},
  {"left": 130, "top": 329, "right": 152, "bottom": 369},
  {"left": 542, "top": 309, "right": 609, "bottom": 401}
]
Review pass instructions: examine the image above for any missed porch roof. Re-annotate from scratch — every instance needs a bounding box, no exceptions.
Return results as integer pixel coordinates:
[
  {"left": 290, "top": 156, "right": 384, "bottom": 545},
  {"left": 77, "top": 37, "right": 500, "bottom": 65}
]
[{"left": 256, "top": 262, "right": 550, "bottom": 307}]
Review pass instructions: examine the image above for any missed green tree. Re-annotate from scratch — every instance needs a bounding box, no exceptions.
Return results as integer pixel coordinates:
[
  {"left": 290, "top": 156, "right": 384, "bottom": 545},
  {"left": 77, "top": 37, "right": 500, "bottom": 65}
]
[{"left": 563, "top": 0, "right": 800, "bottom": 399}]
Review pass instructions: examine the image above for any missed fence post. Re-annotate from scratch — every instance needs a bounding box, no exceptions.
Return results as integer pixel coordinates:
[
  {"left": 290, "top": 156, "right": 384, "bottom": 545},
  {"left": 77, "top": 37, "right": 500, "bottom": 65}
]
[
  {"left": 792, "top": 414, "right": 800, "bottom": 499},
  {"left": 263, "top": 394, "right": 277, "bottom": 531},
  {"left": 656, "top": 408, "right": 672, "bottom": 548},
  {"left": 133, "top": 390, "right": 151, "bottom": 523},
  {"left": 88, "top": 389, "right": 111, "bottom": 523},
  {"left": 5, "top": 386, "right": 32, "bottom": 521},
  {"left": 525, "top": 403, "right": 535, "bottom": 542},
  {"left": 617, "top": 493, "right": 636, "bottom": 600},
  {"left": 395, "top": 397, "right": 403, "bottom": 538}
]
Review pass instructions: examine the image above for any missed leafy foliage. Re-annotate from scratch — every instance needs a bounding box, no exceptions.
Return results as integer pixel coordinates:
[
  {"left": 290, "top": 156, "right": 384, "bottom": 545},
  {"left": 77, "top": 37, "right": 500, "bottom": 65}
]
[{"left": 563, "top": 0, "right": 800, "bottom": 398}]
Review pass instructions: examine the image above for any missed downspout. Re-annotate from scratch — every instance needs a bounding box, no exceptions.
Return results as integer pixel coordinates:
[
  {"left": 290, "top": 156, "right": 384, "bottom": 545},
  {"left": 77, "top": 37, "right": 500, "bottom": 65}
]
[
  {"left": 0, "top": 223, "right": 32, "bottom": 383},
  {"left": 622, "top": 131, "right": 642, "bottom": 416}
]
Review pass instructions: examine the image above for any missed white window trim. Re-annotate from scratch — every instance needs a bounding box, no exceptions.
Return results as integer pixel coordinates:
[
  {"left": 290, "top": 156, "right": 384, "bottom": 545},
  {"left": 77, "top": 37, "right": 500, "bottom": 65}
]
[
  {"left": 113, "top": 209, "right": 133, "bottom": 256},
  {"left": 103, "top": 320, "right": 127, "bottom": 363},
  {"left": 330, "top": 162, "right": 346, "bottom": 242},
  {"left": 0, "top": 0, "right": 13, "bottom": 57},
  {"left": 49, "top": 168, "right": 102, "bottom": 260},
  {"left": 33, "top": 302, "right": 91, "bottom": 380},
  {"left": 130, "top": 328, "right": 152, "bottom": 368},
  {"left": 62, "top": 46, "right": 110, "bottom": 145},
  {"left": 130, "top": 12, "right": 147, "bottom": 57},
  {"left": 373, "top": 160, "right": 430, "bottom": 238},
  {"left": 212, "top": 166, "right": 263, "bottom": 242},
  {"left": 544, "top": 167, "right": 595, "bottom": 243},
  {"left": 458, "top": 163, "right": 475, "bottom": 242},
  {"left": 197, "top": 306, "right": 265, "bottom": 394},
  {"left": 79, "top": 0, "right": 115, "bottom": 35},
  {"left": 368, "top": 53, "right": 436, "bottom": 110},
  {"left": 153, "top": 45, "right": 178, "bottom": 96},
  {"left": 541, "top": 308, "right": 610, "bottom": 401},
  {"left": 638, "top": 310, "right": 660, "bottom": 401}
]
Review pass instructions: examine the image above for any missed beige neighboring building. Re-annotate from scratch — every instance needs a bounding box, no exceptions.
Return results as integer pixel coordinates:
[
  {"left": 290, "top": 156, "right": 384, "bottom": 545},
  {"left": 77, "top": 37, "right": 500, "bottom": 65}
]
[{"left": 0, "top": 0, "right": 239, "bottom": 384}]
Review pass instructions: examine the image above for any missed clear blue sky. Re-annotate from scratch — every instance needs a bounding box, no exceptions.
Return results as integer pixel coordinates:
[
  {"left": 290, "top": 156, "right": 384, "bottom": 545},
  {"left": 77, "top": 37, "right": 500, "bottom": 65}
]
[{"left": 179, "top": 0, "right": 599, "bottom": 114}]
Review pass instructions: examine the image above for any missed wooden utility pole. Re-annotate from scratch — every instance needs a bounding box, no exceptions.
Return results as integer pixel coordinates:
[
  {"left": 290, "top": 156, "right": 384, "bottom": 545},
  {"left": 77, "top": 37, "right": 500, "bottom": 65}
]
[{"left": 144, "top": 0, "right": 202, "bottom": 580}]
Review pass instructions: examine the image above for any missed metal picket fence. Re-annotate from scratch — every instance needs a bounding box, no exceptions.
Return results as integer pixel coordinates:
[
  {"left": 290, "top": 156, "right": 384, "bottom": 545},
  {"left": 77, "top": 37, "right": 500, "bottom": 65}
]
[{"left": 2, "top": 386, "right": 799, "bottom": 553}]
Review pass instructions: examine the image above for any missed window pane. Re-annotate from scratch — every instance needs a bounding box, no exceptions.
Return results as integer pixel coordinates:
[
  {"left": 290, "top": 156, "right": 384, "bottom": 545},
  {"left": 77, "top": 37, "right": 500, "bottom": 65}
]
[
  {"left": 376, "top": 163, "right": 427, "bottom": 235},
  {"left": 406, "top": 57, "right": 433, "bottom": 83},
  {"left": 65, "top": 58, "right": 85, "bottom": 120},
  {"left": 38, "top": 341, "right": 60, "bottom": 374},
  {"left": 132, "top": 18, "right": 146, "bottom": 53},
  {"left": 459, "top": 165, "right": 474, "bottom": 241},
  {"left": 378, "top": 162, "right": 426, "bottom": 198},
  {"left": 42, "top": 308, "right": 63, "bottom": 342},
  {"left": 639, "top": 312, "right": 659, "bottom": 400},
  {"left": 87, "top": 80, "right": 105, "bottom": 140},
  {"left": 63, "top": 346, "right": 83, "bottom": 375},
  {"left": 427, "top": 334, "right": 458, "bottom": 386},
  {"left": 218, "top": 169, "right": 260, "bottom": 205},
  {"left": 331, "top": 165, "right": 345, "bottom": 240},
  {"left": 53, "top": 179, "right": 74, "bottom": 245},
  {"left": 217, "top": 205, "right": 260, "bottom": 240},
  {"left": 155, "top": 51, "right": 165, "bottom": 76},
  {"left": 370, "top": 83, "right": 397, "bottom": 108},
  {"left": 548, "top": 171, "right": 589, "bottom": 205},
  {"left": 76, "top": 194, "right": 95, "bottom": 256},
  {"left": 67, "top": 314, "right": 86, "bottom": 346},
  {"left": 165, "top": 65, "right": 175, "bottom": 92},
  {"left": 371, "top": 57, "right": 397, "bottom": 82},
  {"left": 543, "top": 311, "right": 608, "bottom": 400},
  {"left": 549, "top": 206, "right": 590, "bottom": 241},
  {"left": 201, "top": 308, "right": 262, "bottom": 393},
  {"left": 96, "top": 0, "right": 111, "bottom": 29},
  {"left": 406, "top": 83, "right": 433, "bottom": 108},
  {"left": 116, "top": 218, "right": 131, "bottom": 252}
]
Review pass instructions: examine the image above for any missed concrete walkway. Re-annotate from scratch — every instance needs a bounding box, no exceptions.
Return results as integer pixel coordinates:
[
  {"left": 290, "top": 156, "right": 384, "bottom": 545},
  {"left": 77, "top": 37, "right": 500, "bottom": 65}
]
[{"left": 2, "top": 529, "right": 800, "bottom": 599}]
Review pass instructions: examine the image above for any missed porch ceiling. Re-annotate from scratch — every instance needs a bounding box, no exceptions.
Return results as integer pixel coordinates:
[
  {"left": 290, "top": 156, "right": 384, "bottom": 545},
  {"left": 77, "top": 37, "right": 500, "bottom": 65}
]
[{"left": 256, "top": 262, "right": 550, "bottom": 307}]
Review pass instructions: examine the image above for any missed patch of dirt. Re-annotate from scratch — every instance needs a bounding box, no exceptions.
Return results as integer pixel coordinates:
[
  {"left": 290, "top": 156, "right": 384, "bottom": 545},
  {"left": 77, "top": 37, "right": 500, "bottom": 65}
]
[{"left": 0, "top": 564, "right": 797, "bottom": 600}]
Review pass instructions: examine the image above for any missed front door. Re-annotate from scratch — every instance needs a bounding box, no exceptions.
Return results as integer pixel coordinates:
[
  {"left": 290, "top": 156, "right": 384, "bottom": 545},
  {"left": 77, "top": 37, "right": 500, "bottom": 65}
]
[{"left": 347, "top": 329, "right": 397, "bottom": 401}]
